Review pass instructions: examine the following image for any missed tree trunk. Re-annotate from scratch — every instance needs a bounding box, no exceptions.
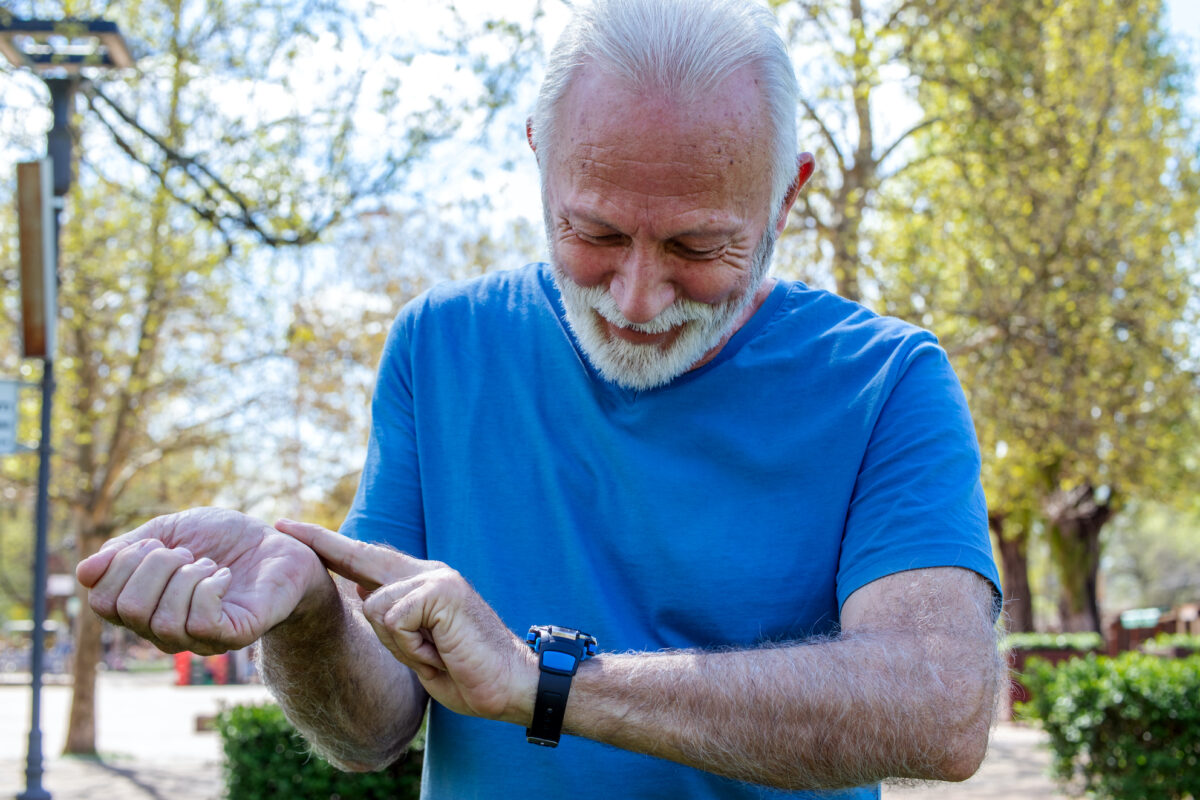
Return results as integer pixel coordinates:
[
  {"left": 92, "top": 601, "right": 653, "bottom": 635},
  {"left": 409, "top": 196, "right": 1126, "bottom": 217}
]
[
  {"left": 990, "top": 512, "right": 1034, "bottom": 632},
  {"left": 1045, "top": 484, "right": 1112, "bottom": 634},
  {"left": 65, "top": 529, "right": 106, "bottom": 755}
]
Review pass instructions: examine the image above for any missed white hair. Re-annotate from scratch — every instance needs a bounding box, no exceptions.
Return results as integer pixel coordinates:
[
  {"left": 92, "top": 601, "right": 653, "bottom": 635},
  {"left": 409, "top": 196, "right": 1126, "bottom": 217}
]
[{"left": 531, "top": 0, "right": 800, "bottom": 216}]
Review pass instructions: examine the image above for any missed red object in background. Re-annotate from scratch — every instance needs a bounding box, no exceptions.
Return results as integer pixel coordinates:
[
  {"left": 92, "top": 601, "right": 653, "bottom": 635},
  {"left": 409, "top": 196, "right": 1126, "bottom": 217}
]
[
  {"left": 205, "top": 653, "right": 229, "bottom": 685},
  {"left": 174, "top": 651, "right": 191, "bottom": 685},
  {"left": 173, "top": 651, "right": 232, "bottom": 685}
]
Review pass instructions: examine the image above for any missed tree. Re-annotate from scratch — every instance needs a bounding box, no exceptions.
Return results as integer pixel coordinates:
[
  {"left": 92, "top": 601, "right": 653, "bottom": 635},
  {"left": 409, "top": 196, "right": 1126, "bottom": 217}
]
[
  {"left": 278, "top": 202, "right": 543, "bottom": 528},
  {"left": 1103, "top": 501, "right": 1200, "bottom": 611},
  {"left": 55, "top": 179, "right": 254, "bottom": 752},
  {"left": 2, "top": 0, "right": 547, "bottom": 754},
  {"left": 877, "top": 0, "right": 1200, "bottom": 631},
  {"left": 771, "top": 0, "right": 956, "bottom": 300}
]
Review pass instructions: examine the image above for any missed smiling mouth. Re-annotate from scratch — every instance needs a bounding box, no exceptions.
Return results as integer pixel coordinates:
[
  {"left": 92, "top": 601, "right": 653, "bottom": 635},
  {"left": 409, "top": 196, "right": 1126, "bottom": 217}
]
[{"left": 600, "top": 316, "right": 684, "bottom": 347}]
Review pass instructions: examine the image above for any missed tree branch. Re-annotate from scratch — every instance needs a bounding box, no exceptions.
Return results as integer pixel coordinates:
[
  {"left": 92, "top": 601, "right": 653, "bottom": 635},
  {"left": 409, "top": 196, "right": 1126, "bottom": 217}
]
[
  {"left": 877, "top": 115, "right": 943, "bottom": 166},
  {"left": 798, "top": 95, "right": 846, "bottom": 172},
  {"left": 85, "top": 81, "right": 344, "bottom": 248}
]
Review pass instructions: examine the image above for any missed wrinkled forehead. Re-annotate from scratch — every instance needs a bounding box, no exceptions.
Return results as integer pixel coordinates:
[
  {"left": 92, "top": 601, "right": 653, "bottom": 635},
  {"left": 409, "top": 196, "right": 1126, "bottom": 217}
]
[
  {"left": 543, "top": 68, "right": 776, "bottom": 223},
  {"left": 550, "top": 63, "right": 773, "bottom": 181}
]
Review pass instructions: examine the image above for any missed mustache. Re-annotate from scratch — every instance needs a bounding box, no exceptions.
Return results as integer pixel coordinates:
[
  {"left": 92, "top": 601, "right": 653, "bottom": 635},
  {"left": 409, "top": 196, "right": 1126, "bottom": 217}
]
[{"left": 578, "top": 285, "right": 717, "bottom": 334}]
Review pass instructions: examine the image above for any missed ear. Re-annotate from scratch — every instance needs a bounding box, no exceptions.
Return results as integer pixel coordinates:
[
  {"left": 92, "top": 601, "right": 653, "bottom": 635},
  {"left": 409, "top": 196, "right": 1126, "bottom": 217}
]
[
  {"left": 773, "top": 152, "right": 815, "bottom": 236},
  {"left": 526, "top": 117, "right": 537, "bottom": 154}
]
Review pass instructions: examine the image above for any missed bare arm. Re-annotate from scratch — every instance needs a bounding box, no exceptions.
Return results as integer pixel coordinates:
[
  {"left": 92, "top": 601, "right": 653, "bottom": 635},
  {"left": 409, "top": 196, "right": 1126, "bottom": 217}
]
[
  {"left": 75, "top": 509, "right": 427, "bottom": 772},
  {"left": 281, "top": 522, "right": 1004, "bottom": 790},
  {"left": 560, "top": 567, "right": 1004, "bottom": 790},
  {"left": 255, "top": 573, "right": 428, "bottom": 772}
]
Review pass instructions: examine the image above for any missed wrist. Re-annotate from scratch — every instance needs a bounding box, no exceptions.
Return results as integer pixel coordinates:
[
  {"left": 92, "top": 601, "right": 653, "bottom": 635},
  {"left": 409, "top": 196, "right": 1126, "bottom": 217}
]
[
  {"left": 523, "top": 625, "right": 598, "bottom": 747},
  {"left": 265, "top": 567, "right": 341, "bottom": 643},
  {"left": 501, "top": 643, "right": 541, "bottom": 726}
]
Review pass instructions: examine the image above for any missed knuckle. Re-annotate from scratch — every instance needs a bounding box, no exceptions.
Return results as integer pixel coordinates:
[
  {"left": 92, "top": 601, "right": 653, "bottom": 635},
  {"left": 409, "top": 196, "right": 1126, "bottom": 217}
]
[
  {"left": 149, "top": 612, "right": 181, "bottom": 641},
  {"left": 177, "top": 561, "right": 210, "bottom": 579},
  {"left": 115, "top": 594, "right": 154, "bottom": 624},
  {"left": 88, "top": 593, "right": 119, "bottom": 621},
  {"left": 427, "top": 564, "right": 459, "bottom": 585},
  {"left": 185, "top": 624, "right": 221, "bottom": 648}
]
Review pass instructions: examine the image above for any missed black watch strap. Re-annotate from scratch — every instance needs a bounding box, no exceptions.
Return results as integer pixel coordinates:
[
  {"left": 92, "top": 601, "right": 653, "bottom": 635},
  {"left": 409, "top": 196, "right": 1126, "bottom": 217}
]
[
  {"left": 524, "top": 625, "right": 597, "bottom": 748},
  {"left": 526, "top": 667, "right": 573, "bottom": 747}
]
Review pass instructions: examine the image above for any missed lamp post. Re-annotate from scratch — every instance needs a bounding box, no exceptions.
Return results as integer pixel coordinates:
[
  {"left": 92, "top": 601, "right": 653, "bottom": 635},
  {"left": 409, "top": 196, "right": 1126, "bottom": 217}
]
[{"left": 0, "top": 17, "right": 135, "bottom": 800}]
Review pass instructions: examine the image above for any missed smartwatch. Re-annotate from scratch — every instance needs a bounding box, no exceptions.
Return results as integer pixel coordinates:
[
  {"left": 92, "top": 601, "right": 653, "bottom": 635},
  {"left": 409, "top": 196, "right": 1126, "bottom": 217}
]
[{"left": 525, "top": 625, "right": 598, "bottom": 747}]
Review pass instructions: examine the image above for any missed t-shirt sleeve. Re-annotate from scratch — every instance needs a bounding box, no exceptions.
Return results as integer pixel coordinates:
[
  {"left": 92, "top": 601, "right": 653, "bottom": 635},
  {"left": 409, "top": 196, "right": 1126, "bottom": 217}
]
[
  {"left": 338, "top": 310, "right": 427, "bottom": 558},
  {"left": 835, "top": 338, "right": 1001, "bottom": 613}
]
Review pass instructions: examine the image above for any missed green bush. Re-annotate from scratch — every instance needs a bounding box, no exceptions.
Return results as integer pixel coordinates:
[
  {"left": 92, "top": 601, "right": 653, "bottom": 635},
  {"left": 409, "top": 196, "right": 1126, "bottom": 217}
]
[
  {"left": 1018, "top": 652, "right": 1200, "bottom": 800},
  {"left": 1003, "top": 631, "right": 1104, "bottom": 652},
  {"left": 1142, "top": 633, "right": 1200, "bottom": 655},
  {"left": 216, "top": 703, "right": 422, "bottom": 800}
]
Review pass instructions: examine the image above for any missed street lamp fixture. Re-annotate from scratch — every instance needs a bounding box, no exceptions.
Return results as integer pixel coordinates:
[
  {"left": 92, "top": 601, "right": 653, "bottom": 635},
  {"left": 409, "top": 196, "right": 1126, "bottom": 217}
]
[
  {"left": 2, "top": 17, "right": 136, "bottom": 196},
  {"left": 0, "top": 17, "right": 134, "bottom": 73}
]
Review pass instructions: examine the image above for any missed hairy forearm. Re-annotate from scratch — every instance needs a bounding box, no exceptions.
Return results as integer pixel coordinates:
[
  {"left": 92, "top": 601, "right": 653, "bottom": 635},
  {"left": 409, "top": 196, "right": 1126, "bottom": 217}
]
[
  {"left": 563, "top": 571, "right": 1004, "bottom": 790},
  {"left": 257, "top": 578, "right": 427, "bottom": 771}
]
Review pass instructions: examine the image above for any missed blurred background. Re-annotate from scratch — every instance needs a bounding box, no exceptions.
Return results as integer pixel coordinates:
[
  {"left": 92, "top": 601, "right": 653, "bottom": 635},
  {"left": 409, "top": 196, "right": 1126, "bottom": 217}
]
[{"left": 1, "top": 0, "right": 1198, "bottom": 797}]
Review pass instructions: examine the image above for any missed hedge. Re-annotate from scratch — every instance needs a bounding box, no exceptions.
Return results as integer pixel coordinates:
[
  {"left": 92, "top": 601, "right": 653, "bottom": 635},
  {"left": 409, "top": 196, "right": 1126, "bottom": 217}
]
[
  {"left": 1142, "top": 633, "right": 1200, "bottom": 656},
  {"left": 1003, "top": 631, "right": 1105, "bottom": 652},
  {"left": 1018, "top": 652, "right": 1200, "bottom": 800},
  {"left": 216, "top": 703, "right": 423, "bottom": 800}
]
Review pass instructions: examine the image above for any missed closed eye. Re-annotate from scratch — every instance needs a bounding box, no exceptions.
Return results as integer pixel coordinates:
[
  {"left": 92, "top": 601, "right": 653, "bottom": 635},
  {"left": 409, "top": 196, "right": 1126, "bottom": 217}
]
[
  {"left": 672, "top": 243, "right": 725, "bottom": 260},
  {"left": 577, "top": 231, "right": 626, "bottom": 246}
]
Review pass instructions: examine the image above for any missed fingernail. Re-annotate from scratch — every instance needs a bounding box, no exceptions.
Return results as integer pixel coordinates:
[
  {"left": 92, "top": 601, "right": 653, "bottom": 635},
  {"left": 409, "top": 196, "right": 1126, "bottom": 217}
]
[
  {"left": 214, "top": 567, "right": 232, "bottom": 580},
  {"left": 195, "top": 558, "right": 216, "bottom": 569},
  {"left": 176, "top": 547, "right": 193, "bottom": 561}
]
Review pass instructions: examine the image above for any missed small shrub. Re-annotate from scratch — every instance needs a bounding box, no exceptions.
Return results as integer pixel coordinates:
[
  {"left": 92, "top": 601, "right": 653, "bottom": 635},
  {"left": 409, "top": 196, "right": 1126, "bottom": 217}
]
[
  {"left": 1142, "top": 633, "right": 1200, "bottom": 656},
  {"left": 216, "top": 703, "right": 422, "bottom": 800},
  {"left": 1003, "top": 631, "right": 1105, "bottom": 652},
  {"left": 1018, "top": 652, "right": 1200, "bottom": 800}
]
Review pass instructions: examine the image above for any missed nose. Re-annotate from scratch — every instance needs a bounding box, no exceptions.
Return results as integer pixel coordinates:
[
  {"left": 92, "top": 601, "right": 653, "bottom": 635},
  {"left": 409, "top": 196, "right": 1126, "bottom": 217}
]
[{"left": 608, "top": 245, "right": 677, "bottom": 324}]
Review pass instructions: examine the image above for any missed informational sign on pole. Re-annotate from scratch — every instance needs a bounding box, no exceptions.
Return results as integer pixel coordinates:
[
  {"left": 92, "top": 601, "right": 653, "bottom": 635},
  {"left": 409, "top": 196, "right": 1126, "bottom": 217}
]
[
  {"left": 18, "top": 158, "right": 57, "bottom": 359},
  {"left": 0, "top": 379, "right": 17, "bottom": 454}
]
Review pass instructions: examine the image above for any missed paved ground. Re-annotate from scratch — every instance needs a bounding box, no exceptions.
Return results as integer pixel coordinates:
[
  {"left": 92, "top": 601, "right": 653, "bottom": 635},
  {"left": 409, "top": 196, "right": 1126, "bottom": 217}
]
[{"left": 1, "top": 671, "right": 1067, "bottom": 799}]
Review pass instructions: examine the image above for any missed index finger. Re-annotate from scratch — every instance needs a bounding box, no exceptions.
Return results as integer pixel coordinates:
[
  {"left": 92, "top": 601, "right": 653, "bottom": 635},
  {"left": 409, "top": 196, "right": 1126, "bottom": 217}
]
[
  {"left": 76, "top": 518, "right": 169, "bottom": 587},
  {"left": 274, "top": 519, "right": 420, "bottom": 590}
]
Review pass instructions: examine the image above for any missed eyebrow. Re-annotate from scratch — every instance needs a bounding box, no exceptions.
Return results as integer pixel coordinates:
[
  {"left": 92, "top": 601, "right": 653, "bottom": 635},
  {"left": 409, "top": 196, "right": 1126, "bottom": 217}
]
[{"left": 564, "top": 208, "right": 741, "bottom": 241}]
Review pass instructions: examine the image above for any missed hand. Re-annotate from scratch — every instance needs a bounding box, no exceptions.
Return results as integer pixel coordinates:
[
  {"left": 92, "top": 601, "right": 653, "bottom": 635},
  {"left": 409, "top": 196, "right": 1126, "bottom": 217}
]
[
  {"left": 275, "top": 519, "right": 535, "bottom": 725},
  {"left": 77, "top": 508, "right": 333, "bottom": 655}
]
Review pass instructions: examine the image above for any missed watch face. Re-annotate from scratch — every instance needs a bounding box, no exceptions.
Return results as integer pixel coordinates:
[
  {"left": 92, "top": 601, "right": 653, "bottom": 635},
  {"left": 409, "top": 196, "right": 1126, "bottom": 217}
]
[
  {"left": 540, "top": 650, "right": 579, "bottom": 675},
  {"left": 526, "top": 625, "right": 598, "bottom": 658}
]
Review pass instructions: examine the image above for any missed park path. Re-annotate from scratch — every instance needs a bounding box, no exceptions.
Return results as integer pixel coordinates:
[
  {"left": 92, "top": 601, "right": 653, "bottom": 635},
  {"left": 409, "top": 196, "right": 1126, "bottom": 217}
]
[{"left": 1, "top": 671, "right": 1066, "bottom": 799}]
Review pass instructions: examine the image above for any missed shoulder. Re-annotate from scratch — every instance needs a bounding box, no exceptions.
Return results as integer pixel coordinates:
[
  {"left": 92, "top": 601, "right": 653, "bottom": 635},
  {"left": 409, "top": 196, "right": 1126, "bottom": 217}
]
[
  {"left": 400, "top": 263, "right": 548, "bottom": 320},
  {"left": 757, "top": 280, "right": 944, "bottom": 384},
  {"left": 384, "top": 263, "right": 552, "bottom": 350},
  {"left": 773, "top": 280, "right": 934, "bottom": 347}
]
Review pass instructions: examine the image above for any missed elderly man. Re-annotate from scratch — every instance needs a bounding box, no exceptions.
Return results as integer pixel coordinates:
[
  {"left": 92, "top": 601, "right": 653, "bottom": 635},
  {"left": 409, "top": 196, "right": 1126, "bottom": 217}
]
[{"left": 77, "top": 0, "right": 1003, "bottom": 797}]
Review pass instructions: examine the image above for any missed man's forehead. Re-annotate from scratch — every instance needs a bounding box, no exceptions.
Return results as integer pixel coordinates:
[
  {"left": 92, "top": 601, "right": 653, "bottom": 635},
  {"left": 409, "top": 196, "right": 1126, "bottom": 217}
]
[
  {"left": 552, "top": 65, "right": 771, "bottom": 175},
  {"left": 561, "top": 63, "right": 765, "bottom": 136}
]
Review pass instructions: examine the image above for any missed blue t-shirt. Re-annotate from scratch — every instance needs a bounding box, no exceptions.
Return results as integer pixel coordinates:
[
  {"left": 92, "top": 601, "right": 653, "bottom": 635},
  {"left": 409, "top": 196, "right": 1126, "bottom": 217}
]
[{"left": 342, "top": 263, "right": 1000, "bottom": 799}]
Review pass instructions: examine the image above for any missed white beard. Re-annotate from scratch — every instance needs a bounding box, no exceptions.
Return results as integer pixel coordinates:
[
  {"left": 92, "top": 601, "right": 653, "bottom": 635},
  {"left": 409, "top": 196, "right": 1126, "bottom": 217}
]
[{"left": 550, "top": 228, "right": 778, "bottom": 391}]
